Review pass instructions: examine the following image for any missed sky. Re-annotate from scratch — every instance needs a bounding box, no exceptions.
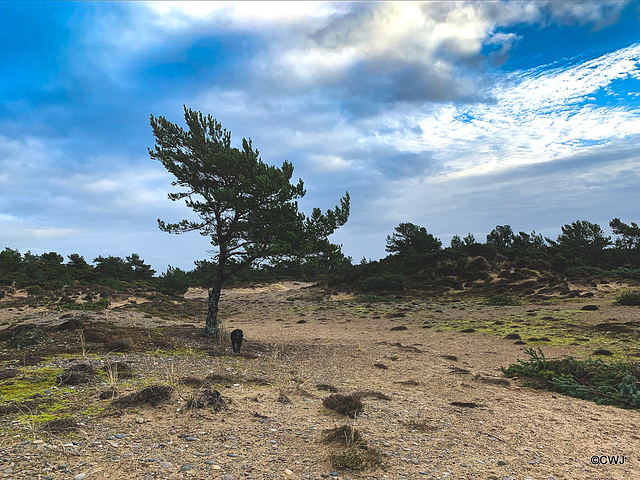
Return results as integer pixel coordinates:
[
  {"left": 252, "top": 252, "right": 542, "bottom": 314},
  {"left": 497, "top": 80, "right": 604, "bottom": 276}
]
[{"left": 1, "top": 1, "right": 640, "bottom": 273}]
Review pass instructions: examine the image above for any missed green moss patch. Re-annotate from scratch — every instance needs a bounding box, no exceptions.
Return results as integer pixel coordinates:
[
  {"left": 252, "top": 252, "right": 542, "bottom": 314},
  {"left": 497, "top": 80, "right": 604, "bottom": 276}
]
[{"left": 0, "top": 367, "right": 63, "bottom": 403}]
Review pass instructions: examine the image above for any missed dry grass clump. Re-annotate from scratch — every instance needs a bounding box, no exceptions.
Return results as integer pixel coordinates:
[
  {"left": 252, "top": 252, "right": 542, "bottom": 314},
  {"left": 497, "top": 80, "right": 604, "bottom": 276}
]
[
  {"left": 57, "top": 362, "right": 96, "bottom": 386},
  {"left": 43, "top": 416, "right": 78, "bottom": 434},
  {"left": 112, "top": 384, "right": 174, "bottom": 407},
  {"left": 322, "top": 393, "right": 363, "bottom": 418},
  {"left": 354, "top": 389, "right": 391, "bottom": 401},
  {"left": 316, "top": 383, "right": 339, "bottom": 392},
  {"left": 186, "top": 389, "right": 227, "bottom": 410},
  {"left": 101, "top": 361, "right": 135, "bottom": 379},
  {"left": 323, "top": 425, "right": 362, "bottom": 447},
  {"left": 178, "top": 376, "right": 206, "bottom": 387},
  {"left": 205, "top": 372, "right": 238, "bottom": 385}
]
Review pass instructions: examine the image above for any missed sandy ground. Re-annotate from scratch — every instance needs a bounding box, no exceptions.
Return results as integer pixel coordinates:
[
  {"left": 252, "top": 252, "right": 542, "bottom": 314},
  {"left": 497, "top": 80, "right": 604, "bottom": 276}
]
[{"left": 0, "top": 281, "right": 639, "bottom": 480}]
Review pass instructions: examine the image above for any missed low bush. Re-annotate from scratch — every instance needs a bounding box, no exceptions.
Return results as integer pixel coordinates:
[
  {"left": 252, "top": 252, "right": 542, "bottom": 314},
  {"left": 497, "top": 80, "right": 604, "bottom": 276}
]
[
  {"left": 355, "top": 294, "right": 394, "bottom": 303},
  {"left": 502, "top": 347, "right": 640, "bottom": 409},
  {"left": 356, "top": 273, "right": 405, "bottom": 292},
  {"left": 614, "top": 291, "right": 640, "bottom": 306},
  {"left": 57, "top": 298, "right": 110, "bottom": 311},
  {"left": 487, "top": 293, "right": 522, "bottom": 306},
  {"left": 26, "top": 285, "right": 43, "bottom": 296},
  {"left": 322, "top": 393, "right": 363, "bottom": 418},
  {"left": 328, "top": 446, "right": 383, "bottom": 472}
]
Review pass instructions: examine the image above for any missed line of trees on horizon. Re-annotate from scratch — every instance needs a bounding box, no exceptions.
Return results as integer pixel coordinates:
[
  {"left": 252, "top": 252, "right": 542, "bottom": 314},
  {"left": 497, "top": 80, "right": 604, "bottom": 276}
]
[
  {"left": 340, "top": 217, "right": 640, "bottom": 292},
  {"left": 1, "top": 217, "right": 639, "bottom": 295}
]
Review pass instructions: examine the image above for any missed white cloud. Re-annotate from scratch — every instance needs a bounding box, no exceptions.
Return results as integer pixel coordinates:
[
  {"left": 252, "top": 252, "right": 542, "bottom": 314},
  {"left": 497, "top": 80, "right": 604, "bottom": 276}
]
[
  {"left": 308, "top": 154, "right": 351, "bottom": 172},
  {"left": 146, "top": 1, "right": 339, "bottom": 30}
]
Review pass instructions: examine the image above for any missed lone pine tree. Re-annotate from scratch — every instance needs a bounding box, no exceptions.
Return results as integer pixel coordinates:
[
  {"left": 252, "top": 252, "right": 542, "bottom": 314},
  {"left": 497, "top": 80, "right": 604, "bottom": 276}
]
[{"left": 149, "top": 106, "right": 350, "bottom": 336}]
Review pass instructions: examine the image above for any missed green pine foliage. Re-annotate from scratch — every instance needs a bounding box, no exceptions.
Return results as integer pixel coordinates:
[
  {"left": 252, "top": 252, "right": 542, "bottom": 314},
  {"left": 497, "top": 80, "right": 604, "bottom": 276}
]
[
  {"left": 155, "top": 266, "right": 191, "bottom": 297},
  {"left": 503, "top": 347, "right": 640, "bottom": 409}
]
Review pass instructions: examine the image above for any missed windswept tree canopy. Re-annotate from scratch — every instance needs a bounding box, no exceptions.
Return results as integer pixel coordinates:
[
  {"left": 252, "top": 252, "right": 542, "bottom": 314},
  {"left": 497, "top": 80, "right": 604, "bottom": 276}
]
[{"left": 149, "top": 106, "right": 350, "bottom": 335}]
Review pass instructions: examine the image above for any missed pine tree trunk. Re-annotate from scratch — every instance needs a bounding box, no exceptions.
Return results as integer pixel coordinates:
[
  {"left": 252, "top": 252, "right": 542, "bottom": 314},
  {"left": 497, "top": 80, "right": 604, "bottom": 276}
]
[{"left": 204, "top": 277, "right": 223, "bottom": 336}]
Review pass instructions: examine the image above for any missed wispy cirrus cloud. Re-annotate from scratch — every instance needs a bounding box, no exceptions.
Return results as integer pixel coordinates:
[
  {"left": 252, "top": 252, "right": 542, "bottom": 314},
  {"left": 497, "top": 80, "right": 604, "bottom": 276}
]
[{"left": 366, "top": 42, "right": 640, "bottom": 180}]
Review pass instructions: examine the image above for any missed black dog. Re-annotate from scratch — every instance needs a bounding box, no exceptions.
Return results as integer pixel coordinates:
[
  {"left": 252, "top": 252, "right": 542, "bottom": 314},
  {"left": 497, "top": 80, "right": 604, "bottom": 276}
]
[{"left": 230, "top": 329, "right": 243, "bottom": 353}]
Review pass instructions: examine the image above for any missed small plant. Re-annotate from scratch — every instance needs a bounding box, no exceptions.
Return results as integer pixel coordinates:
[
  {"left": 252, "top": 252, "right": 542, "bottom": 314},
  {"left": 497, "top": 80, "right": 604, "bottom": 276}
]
[
  {"left": 404, "top": 418, "right": 436, "bottom": 432},
  {"left": 614, "top": 291, "right": 640, "bottom": 306},
  {"left": 78, "top": 329, "right": 87, "bottom": 357},
  {"left": 102, "top": 362, "right": 119, "bottom": 399},
  {"left": 325, "top": 417, "right": 384, "bottom": 473},
  {"left": 487, "top": 293, "right": 522, "bottom": 306},
  {"left": 328, "top": 447, "right": 384, "bottom": 473}
]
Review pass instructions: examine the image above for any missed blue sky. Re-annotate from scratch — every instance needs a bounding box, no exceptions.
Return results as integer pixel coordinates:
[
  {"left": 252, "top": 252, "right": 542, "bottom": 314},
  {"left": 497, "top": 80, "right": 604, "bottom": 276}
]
[{"left": 1, "top": 1, "right": 639, "bottom": 272}]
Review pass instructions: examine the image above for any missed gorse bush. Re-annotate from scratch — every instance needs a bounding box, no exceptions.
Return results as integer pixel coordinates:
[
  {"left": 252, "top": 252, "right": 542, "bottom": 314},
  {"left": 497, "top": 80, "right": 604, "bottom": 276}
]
[
  {"left": 57, "top": 298, "right": 111, "bottom": 311},
  {"left": 487, "top": 293, "right": 522, "bottom": 306},
  {"left": 97, "top": 277, "right": 128, "bottom": 291},
  {"left": 502, "top": 347, "right": 640, "bottom": 409},
  {"left": 356, "top": 272, "right": 405, "bottom": 292},
  {"left": 26, "top": 285, "right": 43, "bottom": 296},
  {"left": 614, "top": 291, "right": 640, "bottom": 306},
  {"left": 355, "top": 294, "right": 394, "bottom": 303}
]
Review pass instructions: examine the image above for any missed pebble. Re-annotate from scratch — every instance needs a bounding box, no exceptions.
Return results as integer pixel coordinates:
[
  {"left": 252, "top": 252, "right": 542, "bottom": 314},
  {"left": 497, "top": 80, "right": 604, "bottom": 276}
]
[
  {"left": 74, "top": 474, "right": 87, "bottom": 480},
  {"left": 160, "top": 461, "right": 173, "bottom": 468},
  {"left": 222, "top": 475, "right": 234, "bottom": 480},
  {"left": 185, "top": 436, "right": 198, "bottom": 442},
  {"left": 180, "top": 464, "right": 193, "bottom": 471},
  {"left": 227, "top": 452, "right": 238, "bottom": 457},
  {"left": 497, "top": 460, "right": 507, "bottom": 466},
  {"left": 284, "top": 469, "right": 294, "bottom": 476}
]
